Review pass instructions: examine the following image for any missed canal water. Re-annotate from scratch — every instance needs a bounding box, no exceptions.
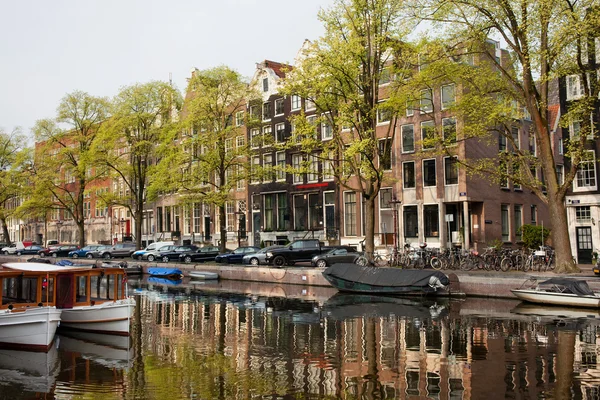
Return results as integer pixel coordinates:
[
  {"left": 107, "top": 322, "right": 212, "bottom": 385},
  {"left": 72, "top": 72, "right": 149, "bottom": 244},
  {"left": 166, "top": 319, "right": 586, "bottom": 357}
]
[{"left": 2, "top": 277, "right": 600, "bottom": 399}]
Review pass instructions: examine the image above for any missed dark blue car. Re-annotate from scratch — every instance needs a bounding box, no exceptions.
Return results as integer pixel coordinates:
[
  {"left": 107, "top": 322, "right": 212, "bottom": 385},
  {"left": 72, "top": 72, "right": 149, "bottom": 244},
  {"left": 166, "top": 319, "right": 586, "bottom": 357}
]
[
  {"left": 215, "top": 246, "right": 260, "bottom": 264},
  {"left": 69, "top": 245, "right": 103, "bottom": 259}
]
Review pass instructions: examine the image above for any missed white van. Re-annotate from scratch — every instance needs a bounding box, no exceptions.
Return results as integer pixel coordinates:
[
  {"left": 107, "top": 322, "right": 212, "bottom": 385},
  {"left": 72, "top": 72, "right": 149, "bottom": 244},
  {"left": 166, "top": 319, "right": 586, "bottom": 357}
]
[
  {"left": 131, "top": 241, "right": 174, "bottom": 260},
  {"left": 2, "top": 242, "right": 26, "bottom": 255}
]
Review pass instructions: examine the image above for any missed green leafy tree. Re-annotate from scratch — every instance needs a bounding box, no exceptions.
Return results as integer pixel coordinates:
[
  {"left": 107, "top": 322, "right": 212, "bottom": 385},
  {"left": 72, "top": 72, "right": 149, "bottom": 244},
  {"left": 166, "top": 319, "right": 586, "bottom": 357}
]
[
  {"left": 32, "top": 92, "right": 110, "bottom": 247},
  {"left": 0, "top": 127, "right": 29, "bottom": 244},
  {"left": 405, "top": 0, "right": 600, "bottom": 273},
  {"left": 281, "top": 0, "right": 409, "bottom": 258},
  {"left": 153, "top": 67, "right": 257, "bottom": 253},
  {"left": 94, "top": 81, "right": 182, "bottom": 250}
]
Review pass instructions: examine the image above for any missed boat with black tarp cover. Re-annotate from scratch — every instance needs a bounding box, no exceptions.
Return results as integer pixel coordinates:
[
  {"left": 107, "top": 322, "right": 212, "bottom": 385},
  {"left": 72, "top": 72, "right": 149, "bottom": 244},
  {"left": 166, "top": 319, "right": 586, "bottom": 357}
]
[
  {"left": 511, "top": 277, "right": 600, "bottom": 308},
  {"left": 322, "top": 263, "right": 449, "bottom": 295}
]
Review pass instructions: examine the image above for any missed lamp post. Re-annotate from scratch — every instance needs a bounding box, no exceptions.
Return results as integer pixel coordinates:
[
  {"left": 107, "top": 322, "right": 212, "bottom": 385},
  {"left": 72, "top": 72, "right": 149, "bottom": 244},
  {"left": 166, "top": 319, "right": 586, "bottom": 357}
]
[
  {"left": 234, "top": 211, "right": 244, "bottom": 248},
  {"left": 389, "top": 198, "right": 402, "bottom": 249},
  {"left": 56, "top": 220, "right": 63, "bottom": 243},
  {"left": 119, "top": 218, "right": 125, "bottom": 242}
]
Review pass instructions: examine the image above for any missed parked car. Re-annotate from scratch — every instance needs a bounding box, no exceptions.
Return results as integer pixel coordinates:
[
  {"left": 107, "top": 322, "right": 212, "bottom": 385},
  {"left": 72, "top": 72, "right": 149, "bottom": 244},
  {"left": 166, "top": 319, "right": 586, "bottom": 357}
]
[
  {"left": 131, "top": 241, "right": 175, "bottom": 260},
  {"left": 68, "top": 245, "right": 104, "bottom": 258},
  {"left": 264, "top": 239, "right": 334, "bottom": 267},
  {"left": 243, "top": 246, "right": 283, "bottom": 266},
  {"left": 99, "top": 243, "right": 137, "bottom": 259},
  {"left": 15, "top": 245, "right": 45, "bottom": 256},
  {"left": 84, "top": 245, "right": 111, "bottom": 259},
  {"left": 48, "top": 245, "right": 80, "bottom": 258},
  {"left": 311, "top": 246, "right": 364, "bottom": 268},
  {"left": 215, "top": 246, "right": 260, "bottom": 264},
  {"left": 38, "top": 244, "right": 63, "bottom": 257},
  {"left": 144, "top": 245, "right": 178, "bottom": 262},
  {"left": 158, "top": 245, "right": 200, "bottom": 263},
  {"left": 178, "top": 246, "right": 221, "bottom": 264},
  {"left": 2, "top": 242, "right": 26, "bottom": 255}
]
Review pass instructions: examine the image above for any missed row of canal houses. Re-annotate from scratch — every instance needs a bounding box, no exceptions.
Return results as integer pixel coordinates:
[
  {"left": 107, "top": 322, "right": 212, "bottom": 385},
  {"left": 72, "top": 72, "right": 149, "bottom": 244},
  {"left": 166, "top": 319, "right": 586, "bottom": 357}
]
[{"left": 11, "top": 39, "right": 600, "bottom": 263}]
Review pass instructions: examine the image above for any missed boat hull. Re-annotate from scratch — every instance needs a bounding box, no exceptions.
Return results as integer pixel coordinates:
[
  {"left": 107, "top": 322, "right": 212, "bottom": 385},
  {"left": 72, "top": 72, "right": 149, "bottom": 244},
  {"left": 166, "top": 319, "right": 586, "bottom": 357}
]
[
  {"left": 189, "top": 271, "right": 219, "bottom": 280},
  {"left": 0, "top": 307, "right": 62, "bottom": 351},
  {"left": 60, "top": 298, "right": 135, "bottom": 335},
  {"left": 511, "top": 289, "right": 600, "bottom": 308}
]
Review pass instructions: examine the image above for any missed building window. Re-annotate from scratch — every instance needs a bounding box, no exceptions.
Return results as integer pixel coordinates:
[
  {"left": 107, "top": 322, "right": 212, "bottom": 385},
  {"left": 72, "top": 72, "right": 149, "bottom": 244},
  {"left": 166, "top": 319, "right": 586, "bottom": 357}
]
[
  {"left": 501, "top": 204, "right": 509, "bottom": 242},
  {"left": 421, "top": 120, "right": 435, "bottom": 150},
  {"left": 377, "top": 101, "right": 391, "bottom": 124},
  {"left": 193, "top": 203, "right": 201, "bottom": 234},
  {"left": 423, "top": 159, "right": 436, "bottom": 187},
  {"left": 575, "top": 151, "right": 597, "bottom": 190},
  {"left": 264, "top": 195, "right": 274, "bottom": 231},
  {"left": 344, "top": 192, "right": 357, "bottom": 236},
  {"left": 512, "top": 161, "right": 521, "bottom": 190},
  {"left": 420, "top": 89, "right": 433, "bottom": 113},
  {"left": 442, "top": 118, "right": 456, "bottom": 143},
  {"left": 276, "top": 151, "right": 286, "bottom": 181},
  {"left": 514, "top": 205, "right": 522, "bottom": 241},
  {"left": 262, "top": 125, "right": 272, "bottom": 146},
  {"left": 511, "top": 127, "right": 520, "bottom": 150},
  {"left": 225, "top": 138, "right": 233, "bottom": 154},
  {"left": 262, "top": 102, "right": 271, "bottom": 121},
  {"left": 275, "top": 123, "right": 286, "bottom": 142},
  {"left": 236, "top": 135, "right": 245, "bottom": 148},
  {"left": 556, "top": 165, "right": 564, "bottom": 185},
  {"left": 294, "top": 194, "right": 307, "bottom": 230},
  {"left": 558, "top": 138, "right": 563, "bottom": 155},
  {"left": 235, "top": 111, "right": 244, "bottom": 127},
  {"left": 308, "top": 193, "right": 321, "bottom": 229},
  {"left": 403, "top": 161, "right": 415, "bottom": 189},
  {"left": 226, "top": 202, "right": 235, "bottom": 231},
  {"left": 402, "top": 124, "right": 414, "bottom": 152},
  {"left": 530, "top": 204, "right": 537, "bottom": 224},
  {"left": 424, "top": 205, "right": 439, "bottom": 237},
  {"left": 291, "top": 95, "right": 301, "bottom": 111},
  {"left": 379, "top": 188, "right": 392, "bottom": 209},
  {"left": 275, "top": 98, "right": 284, "bottom": 116},
  {"left": 307, "top": 154, "right": 319, "bottom": 182},
  {"left": 403, "top": 206, "right": 418, "bottom": 238},
  {"left": 379, "top": 66, "right": 392, "bottom": 85},
  {"left": 251, "top": 156, "right": 260, "bottom": 184},
  {"left": 249, "top": 104, "right": 260, "bottom": 119},
  {"left": 406, "top": 100, "right": 416, "bottom": 116},
  {"left": 566, "top": 74, "right": 584, "bottom": 100},
  {"left": 250, "top": 128, "right": 260, "bottom": 148},
  {"left": 444, "top": 156, "right": 458, "bottom": 185},
  {"left": 321, "top": 119, "right": 333, "bottom": 140},
  {"left": 262, "top": 77, "right": 269, "bottom": 92},
  {"left": 499, "top": 133, "right": 507, "bottom": 152},
  {"left": 292, "top": 154, "right": 303, "bottom": 184},
  {"left": 277, "top": 193, "right": 287, "bottom": 231},
  {"left": 441, "top": 84, "right": 455, "bottom": 109},
  {"left": 576, "top": 206, "right": 591, "bottom": 222},
  {"left": 263, "top": 153, "right": 274, "bottom": 182},
  {"left": 378, "top": 138, "right": 392, "bottom": 170},
  {"left": 305, "top": 98, "right": 316, "bottom": 111},
  {"left": 323, "top": 151, "right": 334, "bottom": 181}
]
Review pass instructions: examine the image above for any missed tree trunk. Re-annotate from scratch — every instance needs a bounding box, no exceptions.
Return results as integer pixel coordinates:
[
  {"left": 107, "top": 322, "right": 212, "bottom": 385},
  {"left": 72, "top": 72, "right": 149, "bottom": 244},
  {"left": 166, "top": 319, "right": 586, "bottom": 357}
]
[
  {"left": 555, "top": 330, "right": 576, "bottom": 398},
  {"left": 364, "top": 195, "right": 376, "bottom": 259},
  {"left": 135, "top": 207, "right": 143, "bottom": 250},
  {"left": 219, "top": 204, "right": 227, "bottom": 253},
  {"left": 549, "top": 196, "right": 579, "bottom": 274},
  {"left": 1, "top": 217, "right": 11, "bottom": 245},
  {"left": 77, "top": 220, "right": 85, "bottom": 248}
]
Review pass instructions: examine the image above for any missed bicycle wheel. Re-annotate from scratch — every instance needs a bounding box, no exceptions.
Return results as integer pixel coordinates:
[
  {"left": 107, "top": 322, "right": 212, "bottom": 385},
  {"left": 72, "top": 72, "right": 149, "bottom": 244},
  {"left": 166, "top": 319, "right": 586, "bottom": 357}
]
[
  {"left": 412, "top": 258, "right": 426, "bottom": 269},
  {"left": 430, "top": 257, "right": 443, "bottom": 270},
  {"left": 460, "top": 258, "right": 474, "bottom": 271},
  {"left": 500, "top": 257, "right": 512, "bottom": 272}
]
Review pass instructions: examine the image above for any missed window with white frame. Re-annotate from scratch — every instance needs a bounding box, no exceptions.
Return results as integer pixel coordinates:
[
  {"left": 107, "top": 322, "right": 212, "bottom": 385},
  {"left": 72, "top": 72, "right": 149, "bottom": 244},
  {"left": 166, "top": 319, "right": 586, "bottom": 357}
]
[
  {"left": 378, "top": 138, "right": 392, "bottom": 170},
  {"left": 321, "top": 118, "right": 333, "bottom": 140},
  {"left": 420, "top": 89, "right": 433, "bottom": 113},
  {"left": 512, "top": 161, "right": 521, "bottom": 190},
  {"left": 566, "top": 74, "right": 584, "bottom": 100},
  {"left": 403, "top": 161, "right": 415, "bottom": 188},
  {"left": 262, "top": 77, "right": 269, "bottom": 92},
  {"left": 379, "top": 66, "right": 392, "bottom": 85},
  {"left": 501, "top": 204, "right": 510, "bottom": 241},
  {"left": 402, "top": 124, "right": 414, "bottom": 152},
  {"left": 377, "top": 102, "right": 391, "bottom": 124},
  {"left": 444, "top": 156, "right": 458, "bottom": 185},
  {"left": 226, "top": 202, "right": 235, "bottom": 231},
  {"left": 441, "top": 84, "right": 455, "bottom": 109},
  {"left": 249, "top": 104, "right": 260, "bottom": 119},
  {"left": 556, "top": 165, "right": 564, "bottom": 185},
  {"left": 275, "top": 98, "right": 284, "bottom": 116},
  {"left": 403, "top": 206, "right": 418, "bottom": 237},
  {"left": 291, "top": 95, "right": 301, "bottom": 111},
  {"left": 262, "top": 102, "right": 271, "bottom": 121},
  {"left": 276, "top": 151, "right": 286, "bottom": 181},
  {"left": 294, "top": 194, "right": 307, "bottom": 230},
  {"left": 406, "top": 100, "right": 416, "bottom": 116},
  {"left": 421, "top": 120, "right": 435, "bottom": 150},
  {"left": 292, "top": 154, "right": 303, "bottom": 184},
  {"left": 235, "top": 111, "right": 244, "bottom": 127},
  {"left": 225, "top": 138, "right": 233, "bottom": 154},
  {"left": 305, "top": 98, "right": 316, "bottom": 111},
  {"left": 379, "top": 188, "right": 393, "bottom": 209},
  {"left": 237, "top": 166, "right": 245, "bottom": 191},
  {"left": 250, "top": 128, "right": 260, "bottom": 148},
  {"left": 424, "top": 204, "right": 439, "bottom": 237},
  {"left": 183, "top": 206, "right": 191, "bottom": 235},
  {"left": 442, "top": 118, "right": 456, "bottom": 143},
  {"left": 307, "top": 154, "right": 319, "bottom": 182},
  {"left": 262, "top": 125, "right": 272, "bottom": 146},
  {"left": 514, "top": 205, "right": 522, "bottom": 241},
  {"left": 193, "top": 203, "right": 202, "bottom": 233},
  {"left": 323, "top": 151, "right": 334, "bottom": 181},
  {"left": 511, "top": 127, "right": 520, "bottom": 150},
  {"left": 236, "top": 135, "right": 245, "bottom": 148},
  {"left": 530, "top": 204, "right": 537, "bottom": 224},
  {"left": 275, "top": 122, "right": 286, "bottom": 143},
  {"left": 251, "top": 156, "right": 261, "bottom": 184},
  {"left": 558, "top": 138, "right": 563, "bottom": 155},
  {"left": 263, "top": 153, "right": 274, "bottom": 182},
  {"left": 576, "top": 206, "right": 591, "bottom": 222},
  {"left": 575, "top": 151, "right": 597, "bottom": 190},
  {"left": 344, "top": 192, "right": 357, "bottom": 236},
  {"left": 423, "top": 159, "right": 436, "bottom": 187}
]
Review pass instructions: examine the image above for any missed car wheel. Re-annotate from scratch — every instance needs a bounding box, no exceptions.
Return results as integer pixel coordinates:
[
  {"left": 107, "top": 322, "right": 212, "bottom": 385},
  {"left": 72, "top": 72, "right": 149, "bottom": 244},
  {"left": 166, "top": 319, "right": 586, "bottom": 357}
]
[
  {"left": 162, "top": 256, "right": 169, "bottom": 263},
  {"left": 103, "top": 253, "right": 111, "bottom": 260},
  {"left": 250, "top": 257, "right": 259, "bottom": 266},
  {"left": 316, "top": 259, "right": 327, "bottom": 268},
  {"left": 72, "top": 254, "right": 79, "bottom": 258},
  {"left": 184, "top": 256, "right": 192, "bottom": 264},
  {"left": 52, "top": 253, "right": 57, "bottom": 258},
  {"left": 39, "top": 253, "right": 45, "bottom": 257},
  {"left": 273, "top": 256, "right": 286, "bottom": 267},
  {"left": 16, "top": 251, "right": 21, "bottom": 256},
  {"left": 86, "top": 253, "right": 94, "bottom": 259},
  {"left": 147, "top": 255, "right": 155, "bottom": 262}
]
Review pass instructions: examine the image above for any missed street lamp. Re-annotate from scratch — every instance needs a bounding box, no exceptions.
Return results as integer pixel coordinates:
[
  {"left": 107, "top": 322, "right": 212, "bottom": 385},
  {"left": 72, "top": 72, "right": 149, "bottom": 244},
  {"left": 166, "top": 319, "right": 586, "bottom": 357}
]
[
  {"left": 234, "top": 211, "right": 244, "bottom": 248},
  {"left": 119, "top": 218, "right": 125, "bottom": 242},
  {"left": 56, "top": 220, "right": 63, "bottom": 243}
]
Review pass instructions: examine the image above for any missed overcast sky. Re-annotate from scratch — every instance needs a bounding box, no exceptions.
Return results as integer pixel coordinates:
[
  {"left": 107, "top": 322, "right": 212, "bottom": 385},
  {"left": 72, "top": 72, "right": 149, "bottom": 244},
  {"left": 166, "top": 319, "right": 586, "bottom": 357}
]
[{"left": 0, "top": 0, "right": 333, "bottom": 138}]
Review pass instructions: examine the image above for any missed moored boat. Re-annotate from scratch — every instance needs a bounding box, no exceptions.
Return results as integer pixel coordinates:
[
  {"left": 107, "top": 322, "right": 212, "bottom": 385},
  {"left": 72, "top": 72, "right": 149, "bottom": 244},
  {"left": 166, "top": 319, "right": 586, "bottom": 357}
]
[
  {"left": 322, "top": 263, "right": 450, "bottom": 295},
  {"left": 511, "top": 277, "right": 600, "bottom": 308},
  {"left": 188, "top": 271, "right": 219, "bottom": 280},
  {"left": 0, "top": 266, "right": 63, "bottom": 351},
  {"left": 148, "top": 267, "right": 183, "bottom": 279},
  {"left": 4, "top": 262, "right": 135, "bottom": 336}
]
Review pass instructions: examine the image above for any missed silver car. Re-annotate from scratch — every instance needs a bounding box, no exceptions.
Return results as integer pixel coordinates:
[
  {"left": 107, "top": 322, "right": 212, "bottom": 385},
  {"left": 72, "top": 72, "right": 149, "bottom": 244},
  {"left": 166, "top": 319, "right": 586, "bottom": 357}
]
[
  {"left": 243, "top": 246, "right": 283, "bottom": 266},
  {"left": 144, "top": 245, "right": 177, "bottom": 262}
]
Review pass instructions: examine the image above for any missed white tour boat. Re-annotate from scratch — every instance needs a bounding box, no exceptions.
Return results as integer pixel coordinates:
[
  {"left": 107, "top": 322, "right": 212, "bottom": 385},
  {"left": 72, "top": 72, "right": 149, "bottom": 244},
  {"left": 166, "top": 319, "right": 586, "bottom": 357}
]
[{"left": 511, "top": 277, "right": 600, "bottom": 308}]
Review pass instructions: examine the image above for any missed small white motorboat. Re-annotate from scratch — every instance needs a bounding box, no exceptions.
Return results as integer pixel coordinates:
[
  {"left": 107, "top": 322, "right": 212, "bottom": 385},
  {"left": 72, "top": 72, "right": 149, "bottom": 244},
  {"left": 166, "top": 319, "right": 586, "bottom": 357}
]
[
  {"left": 188, "top": 271, "right": 219, "bottom": 280},
  {"left": 511, "top": 277, "right": 600, "bottom": 308}
]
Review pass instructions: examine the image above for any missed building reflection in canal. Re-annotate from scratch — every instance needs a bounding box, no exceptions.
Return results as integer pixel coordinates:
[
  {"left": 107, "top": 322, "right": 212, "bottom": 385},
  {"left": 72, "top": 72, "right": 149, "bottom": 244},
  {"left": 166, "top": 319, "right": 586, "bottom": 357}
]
[{"left": 128, "top": 282, "right": 600, "bottom": 399}]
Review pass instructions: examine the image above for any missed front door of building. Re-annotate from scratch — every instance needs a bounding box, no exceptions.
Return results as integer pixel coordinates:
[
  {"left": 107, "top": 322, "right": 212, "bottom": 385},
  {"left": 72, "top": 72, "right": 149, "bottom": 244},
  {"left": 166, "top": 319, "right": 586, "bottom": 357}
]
[{"left": 576, "top": 226, "right": 593, "bottom": 264}]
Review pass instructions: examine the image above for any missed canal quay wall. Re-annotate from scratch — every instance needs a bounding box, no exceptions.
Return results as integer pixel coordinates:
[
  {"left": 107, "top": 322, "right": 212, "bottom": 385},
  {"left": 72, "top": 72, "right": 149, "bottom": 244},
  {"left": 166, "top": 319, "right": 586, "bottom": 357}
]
[{"left": 9, "top": 256, "right": 598, "bottom": 300}]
